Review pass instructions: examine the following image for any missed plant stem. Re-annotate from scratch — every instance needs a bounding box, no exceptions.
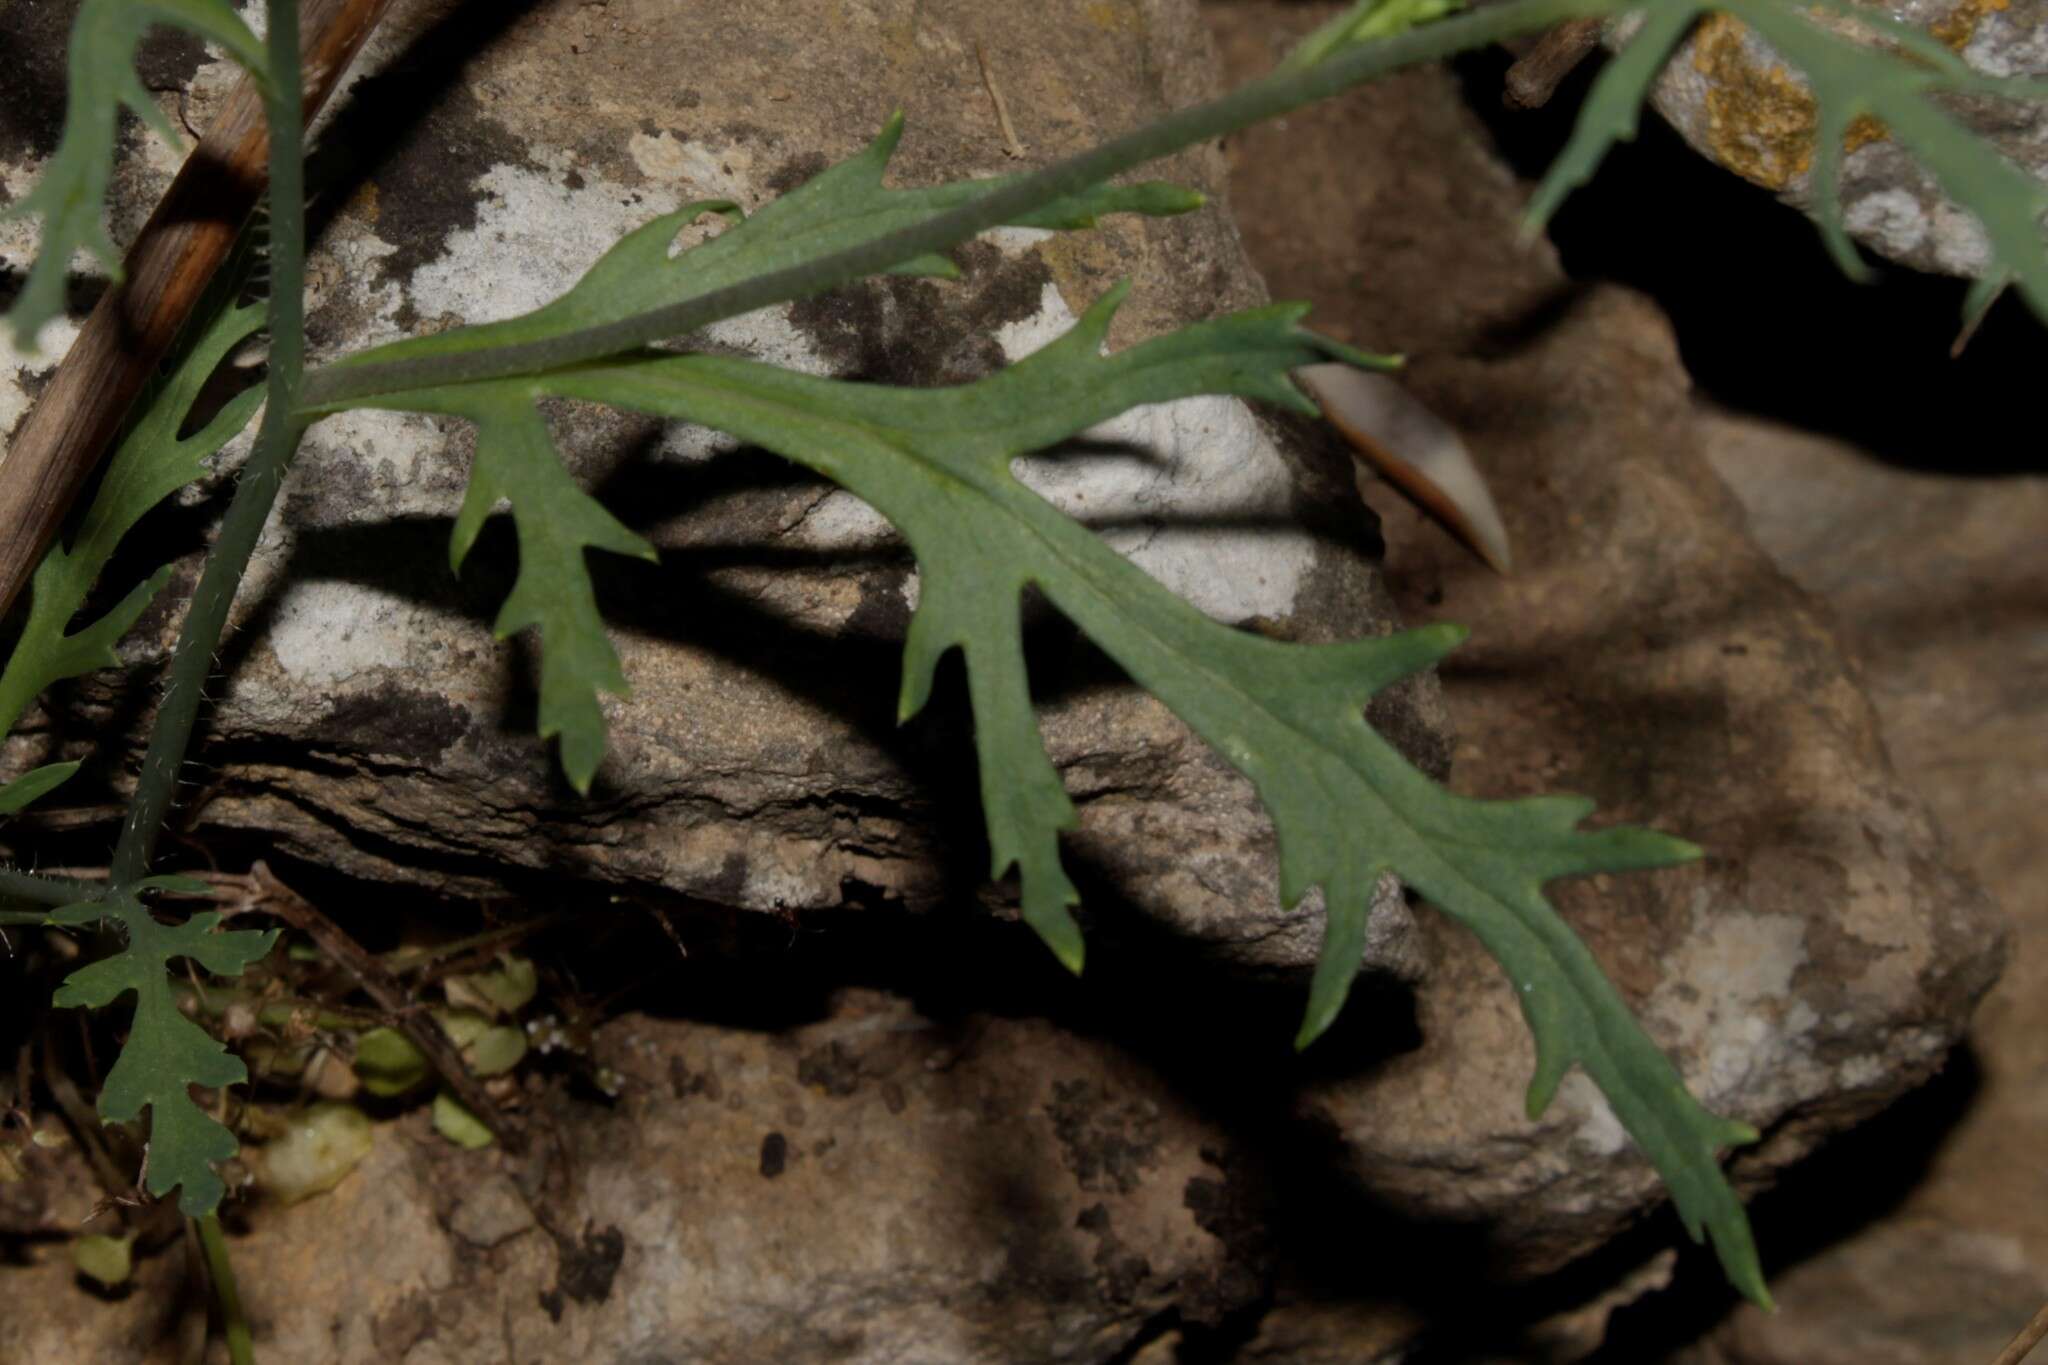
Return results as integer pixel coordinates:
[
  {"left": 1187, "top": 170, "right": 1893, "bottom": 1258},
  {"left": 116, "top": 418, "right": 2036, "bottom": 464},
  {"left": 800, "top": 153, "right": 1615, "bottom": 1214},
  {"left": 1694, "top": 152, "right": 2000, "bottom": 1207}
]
[
  {"left": 197, "top": 1213, "right": 255, "bottom": 1365},
  {"left": 0, "top": 0, "right": 401, "bottom": 624},
  {"left": 296, "top": 0, "right": 1614, "bottom": 410},
  {"left": 0, "top": 867, "right": 100, "bottom": 906},
  {"left": 111, "top": 0, "right": 311, "bottom": 887}
]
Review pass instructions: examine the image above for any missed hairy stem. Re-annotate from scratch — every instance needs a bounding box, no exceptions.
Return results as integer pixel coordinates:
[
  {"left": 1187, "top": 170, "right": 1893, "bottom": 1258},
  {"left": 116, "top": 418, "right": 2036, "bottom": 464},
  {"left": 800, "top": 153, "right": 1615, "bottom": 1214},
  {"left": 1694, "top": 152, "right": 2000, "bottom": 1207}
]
[
  {"left": 297, "top": 0, "right": 1613, "bottom": 408},
  {"left": 197, "top": 1213, "right": 255, "bottom": 1365},
  {"left": 110, "top": 0, "right": 310, "bottom": 887},
  {"left": 0, "top": 867, "right": 101, "bottom": 906}
]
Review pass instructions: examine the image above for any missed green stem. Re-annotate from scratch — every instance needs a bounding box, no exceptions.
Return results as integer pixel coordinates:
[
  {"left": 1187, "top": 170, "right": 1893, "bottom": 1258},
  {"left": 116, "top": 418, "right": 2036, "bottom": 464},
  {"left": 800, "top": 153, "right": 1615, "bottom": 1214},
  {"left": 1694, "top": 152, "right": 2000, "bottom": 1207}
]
[
  {"left": 296, "top": 0, "right": 1614, "bottom": 409},
  {"left": 197, "top": 1213, "right": 255, "bottom": 1365},
  {"left": 110, "top": 0, "right": 310, "bottom": 887},
  {"left": 0, "top": 867, "right": 99, "bottom": 906}
]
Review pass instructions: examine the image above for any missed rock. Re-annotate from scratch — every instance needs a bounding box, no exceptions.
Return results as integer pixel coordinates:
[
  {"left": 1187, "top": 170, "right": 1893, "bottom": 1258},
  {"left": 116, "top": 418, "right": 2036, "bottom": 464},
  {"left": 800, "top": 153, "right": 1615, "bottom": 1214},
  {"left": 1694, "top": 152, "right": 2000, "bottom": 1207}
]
[
  {"left": 0, "top": 0, "right": 2020, "bottom": 1358},
  {"left": 1670, "top": 407, "right": 2048, "bottom": 1362},
  {"left": 0, "top": 995, "right": 1275, "bottom": 1363},
  {"left": 1212, "top": 0, "right": 2005, "bottom": 1285},
  {"left": 446, "top": 1171, "right": 535, "bottom": 1248},
  {"left": 0, "top": 0, "right": 1439, "bottom": 978},
  {"left": 1635, "top": 0, "right": 2048, "bottom": 280},
  {"left": 1683, "top": 1220, "right": 2048, "bottom": 1365}
]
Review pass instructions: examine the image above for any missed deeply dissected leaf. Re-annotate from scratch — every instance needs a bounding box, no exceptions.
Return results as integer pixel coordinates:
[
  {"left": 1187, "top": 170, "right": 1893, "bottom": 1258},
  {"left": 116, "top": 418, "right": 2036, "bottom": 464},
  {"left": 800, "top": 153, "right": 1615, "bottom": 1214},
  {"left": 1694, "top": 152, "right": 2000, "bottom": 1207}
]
[
  {"left": 2, "top": 0, "right": 266, "bottom": 349},
  {"left": 336, "top": 283, "right": 1763, "bottom": 1301},
  {"left": 438, "top": 398, "right": 655, "bottom": 794},
  {"left": 50, "top": 876, "right": 278, "bottom": 1216},
  {"left": 326, "top": 114, "right": 1202, "bottom": 377},
  {"left": 314, "top": 121, "right": 1204, "bottom": 791},
  {"left": 0, "top": 301, "right": 265, "bottom": 811},
  {"left": 1525, "top": 0, "right": 2048, "bottom": 323}
]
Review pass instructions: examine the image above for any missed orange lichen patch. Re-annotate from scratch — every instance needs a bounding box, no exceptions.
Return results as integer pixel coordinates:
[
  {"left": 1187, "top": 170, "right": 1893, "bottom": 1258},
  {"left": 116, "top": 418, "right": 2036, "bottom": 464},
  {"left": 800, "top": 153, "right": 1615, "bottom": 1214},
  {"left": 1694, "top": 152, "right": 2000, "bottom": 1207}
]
[
  {"left": 343, "top": 180, "right": 381, "bottom": 225},
  {"left": 1691, "top": 13, "right": 1821, "bottom": 189},
  {"left": 1084, "top": 1, "right": 1139, "bottom": 33},
  {"left": 1844, "top": 113, "right": 1890, "bottom": 154},
  {"left": 1930, "top": 0, "right": 2010, "bottom": 52}
]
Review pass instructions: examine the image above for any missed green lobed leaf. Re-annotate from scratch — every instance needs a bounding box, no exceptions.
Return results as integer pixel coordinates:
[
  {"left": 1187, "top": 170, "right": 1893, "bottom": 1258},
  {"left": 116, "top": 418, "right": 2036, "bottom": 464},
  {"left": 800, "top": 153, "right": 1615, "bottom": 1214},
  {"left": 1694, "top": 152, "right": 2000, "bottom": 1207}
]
[
  {"left": 1527, "top": 0, "right": 2048, "bottom": 324},
  {"left": 0, "top": 300, "right": 265, "bottom": 813},
  {"left": 327, "top": 113, "right": 1203, "bottom": 377},
  {"left": 436, "top": 397, "right": 655, "bottom": 793},
  {"left": 2, "top": 0, "right": 266, "bottom": 350},
  {"left": 336, "top": 283, "right": 1764, "bottom": 1302},
  {"left": 50, "top": 876, "right": 278, "bottom": 1216}
]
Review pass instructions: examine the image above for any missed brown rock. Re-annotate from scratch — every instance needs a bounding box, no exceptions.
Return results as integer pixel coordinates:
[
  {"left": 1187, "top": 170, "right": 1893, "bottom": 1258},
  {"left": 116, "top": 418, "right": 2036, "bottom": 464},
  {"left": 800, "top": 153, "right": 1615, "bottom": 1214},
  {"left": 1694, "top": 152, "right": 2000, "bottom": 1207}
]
[
  {"left": 1212, "top": 0, "right": 2005, "bottom": 1281},
  {"left": 1670, "top": 406, "right": 2048, "bottom": 1360},
  {"left": 0, "top": 996, "right": 1273, "bottom": 1363}
]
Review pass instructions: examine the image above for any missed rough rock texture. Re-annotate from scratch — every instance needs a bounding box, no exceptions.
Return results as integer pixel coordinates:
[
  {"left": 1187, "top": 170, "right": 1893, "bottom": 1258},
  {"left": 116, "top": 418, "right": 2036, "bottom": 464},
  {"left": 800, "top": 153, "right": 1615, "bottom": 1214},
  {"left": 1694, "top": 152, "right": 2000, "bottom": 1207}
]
[
  {"left": 1213, "top": 0, "right": 2006, "bottom": 1286},
  {"left": 0, "top": 0, "right": 1441, "bottom": 976},
  {"left": 1662, "top": 414, "right": 2048, "bottom": 1364},
  {"left": 1638, "top": 0, "right": 2048, "bottom": 279},
  {"left": 0, "top": 2, "right": 2024, "bottom": 1360},
  {"left": 0, "top": 994, "right": 1276, "bottom": 1364}
]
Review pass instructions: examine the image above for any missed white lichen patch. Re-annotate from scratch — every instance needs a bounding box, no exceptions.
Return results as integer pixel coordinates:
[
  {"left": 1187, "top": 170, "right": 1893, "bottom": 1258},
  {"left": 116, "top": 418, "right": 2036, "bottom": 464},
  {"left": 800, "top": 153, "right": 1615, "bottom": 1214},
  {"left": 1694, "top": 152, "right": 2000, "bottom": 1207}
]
[
  {"left": 1649, "top": 890, "right": 1811, "bottom": 1104},
  {"left": 1963, "top": 3, "right": 2048, "bottom": 80},
  {"left": 0, "top": 314, "right": 78, "bottom": 437},
  {"left": 408, "top": 160, "right": 667, "bottom": 325},
  {"left": 628, "top": 130, "right": 758, "bottom": 202},
  {"left": 1843, "top": 188, "right": 1931, "bottom": 258},
  {"left": 785, "top": 269, "right": 1316, "bottom": 623},
  {"left": 259, "top": 578, "right": 462, "bottom": 689},
  {"left": 1555, "top": 1071, "right": 1629, "bottom": 1157}
]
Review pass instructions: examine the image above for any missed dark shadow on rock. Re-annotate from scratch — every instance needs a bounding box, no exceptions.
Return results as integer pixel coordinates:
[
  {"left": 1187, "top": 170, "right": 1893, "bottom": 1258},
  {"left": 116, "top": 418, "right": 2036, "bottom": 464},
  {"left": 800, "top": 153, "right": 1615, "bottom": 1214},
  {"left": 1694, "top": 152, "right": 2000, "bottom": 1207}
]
[
  {"left": 302, "top": 0, "right": 552, "bottom": 263},
  {"left": 1454, "top": 49, "right": 2048, "bottom": 476},
  {"left": 1576, "top": 1042, "right": 1984, "bottom": 1364}
]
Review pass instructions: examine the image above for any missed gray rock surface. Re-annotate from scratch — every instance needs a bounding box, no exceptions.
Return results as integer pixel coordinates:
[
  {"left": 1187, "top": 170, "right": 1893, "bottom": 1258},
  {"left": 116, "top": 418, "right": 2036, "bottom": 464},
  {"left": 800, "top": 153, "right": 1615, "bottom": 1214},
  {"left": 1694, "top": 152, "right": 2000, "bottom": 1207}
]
[
  {"left": 0, "top": 0, "right": 1441, "bottom": 976},
  {"left": 1637, "top": 0, "right": 2048, "bottom": 280}
]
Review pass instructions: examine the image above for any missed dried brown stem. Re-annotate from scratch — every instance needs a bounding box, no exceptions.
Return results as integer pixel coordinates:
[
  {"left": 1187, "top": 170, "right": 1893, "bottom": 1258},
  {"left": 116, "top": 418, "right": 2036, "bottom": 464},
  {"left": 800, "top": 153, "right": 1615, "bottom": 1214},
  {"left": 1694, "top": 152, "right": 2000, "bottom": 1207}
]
[
  {"left": 243, "top": 862, "right": 526, "bottom": 1153},
  {"left": 0, "top": 0, "right": 400, "bottom": 622},
  {"left": 1504, "top": 16, "right": 1604, "bottom": 109},
  {"left": 1994, "top": 1303, "right": 2048, "bottom": 1365}
]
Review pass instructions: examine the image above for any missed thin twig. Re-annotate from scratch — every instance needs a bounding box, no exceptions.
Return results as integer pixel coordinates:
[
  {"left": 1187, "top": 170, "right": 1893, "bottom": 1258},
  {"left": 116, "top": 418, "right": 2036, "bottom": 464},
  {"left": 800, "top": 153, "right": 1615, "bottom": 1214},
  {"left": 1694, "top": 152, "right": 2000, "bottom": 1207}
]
[
  {"left": 1505, "top": 17, "right": 1605, "bottom": 109},
  {"left": 242, "top": 863, "right": 525, "bottom": 1153},
  {"left": 1993, "top": 1302, "right": 2048, "bottom": 1365},
  {"left": 41, "top": 1032, "right": 134, "bottom": 1213},
  {"left": 1952, "top": 276, "right": 2008, "bottom": 357},
  {"left": 0, "top": 0, "right": 402, "bottom": 622},
  {"left": 976, "top": 44, "right": 1027, "bottom": 159}
]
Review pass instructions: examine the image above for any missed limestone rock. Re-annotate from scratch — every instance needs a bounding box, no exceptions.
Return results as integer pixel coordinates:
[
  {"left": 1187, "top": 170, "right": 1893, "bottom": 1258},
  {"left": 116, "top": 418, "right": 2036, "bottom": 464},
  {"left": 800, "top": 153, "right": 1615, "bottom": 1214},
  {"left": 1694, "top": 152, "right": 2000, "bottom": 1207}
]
[
  {"left": 1213, "top": 1, "right": 2005, "bottom": 1282},
  {"left": 1635, "top": 0, "right": 2048, "bottom": 280},
  {"left": 0, "top": 996, "right": 1274, "bottom": 1364},
  {"left": 1683, "top": 1220, "right": 2048, "bottom": 1365},
  {"left": 0, "top": 0, "right": 1442, "bottom": 976},
  {"left": 1672, "top": 406, "right": 2048, "bottom": 1361}
]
